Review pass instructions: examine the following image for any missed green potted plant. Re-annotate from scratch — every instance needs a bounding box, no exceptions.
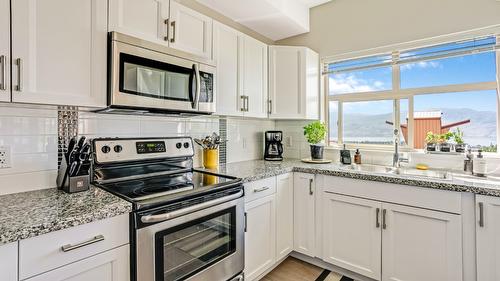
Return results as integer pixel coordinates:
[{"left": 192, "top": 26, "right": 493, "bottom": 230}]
[
  {"left": 453, "top": 128, "right": 467, "bottom": 153},
  {"left": 425, "top": 132, "right": 438, "bottom": 151},
  {"left": 438, "top": 131, "right": 454, "bottom": 152},
  {"left": 304, "top": 121, "right": 327, "bottom": 160}
]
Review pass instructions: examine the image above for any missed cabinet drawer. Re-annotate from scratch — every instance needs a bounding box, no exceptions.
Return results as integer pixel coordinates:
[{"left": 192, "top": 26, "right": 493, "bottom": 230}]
[
  {"left": 244, "top": 177, "right": 276, "bottom": 203},
  {"left": 19, "top": 214, "right": 129, "bottom": 280}
]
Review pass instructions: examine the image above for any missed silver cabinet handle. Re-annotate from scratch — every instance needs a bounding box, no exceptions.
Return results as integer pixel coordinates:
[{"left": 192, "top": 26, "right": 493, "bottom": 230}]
[
  {"left": 0, "top": 55, "right": 6, "bottom": 91},
  {"left": 164, "top": 19, "right": 170, "bottom": 41},
  {"left": 268, "top": 100, "right": 272, "bottom": 114},
  {"left": 61, "top": 235, "right": 105, "bottom": 252},
  {"left": 170, "top": 20, "right": 176, "bottom": 43},
  {"left": 479, "top": 202, "right": 484, "bottom": 227},
  {"left": 253, "top": 186, "right": 269, "bottom": 193},
  {"left": 376, "top": 208, "right": 380, "bottom": 228},
  {"left": 244, "top": 212, "right": 247, "bottom": 232},
  {"left": 15, "top": 58, "right": 22, "bottom": 92},
  {"left": 240, "top": 95, "right": 246, "bottom": 112},
  {"left": 382, "top": 209, "right": 387, "bottom": 229},
  {"left": 245, "top": 96, "right": 249, "bottom": 112},
  {"left": 309, "top": 178, "right": 313, "bottom": 195}
]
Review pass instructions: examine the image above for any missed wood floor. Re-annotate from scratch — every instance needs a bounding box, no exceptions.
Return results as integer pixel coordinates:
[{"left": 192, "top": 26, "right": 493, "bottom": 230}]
[{"left": 260, "top": 257, "right": 353, "bottom": 281}]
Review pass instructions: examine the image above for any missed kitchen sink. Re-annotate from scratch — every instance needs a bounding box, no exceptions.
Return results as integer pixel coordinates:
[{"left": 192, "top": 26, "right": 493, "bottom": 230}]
[{"left": 345, "top": 164, "right": 452, "bottom": 180}]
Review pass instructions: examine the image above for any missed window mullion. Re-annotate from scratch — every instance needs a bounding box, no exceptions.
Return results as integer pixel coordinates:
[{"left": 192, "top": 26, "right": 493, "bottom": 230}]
[
  {"left": 338, "top": 101, "right": 343, "bottom": 145},
  {"left": 496, "top": 35, "right": 500, "bottom": 153}
]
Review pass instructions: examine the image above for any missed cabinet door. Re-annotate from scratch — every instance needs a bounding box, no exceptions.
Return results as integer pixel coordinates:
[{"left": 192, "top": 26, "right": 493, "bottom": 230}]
[
  {"left": 25, "top": 245, "right": 129, "bottom": 281},
  {"left": 268, "top": 46, "right": 304, "bottom": 119},
  {"left": 11, "top": 0, "right": 107, "bottom": 107},
  {"left": 213, "top": 21, "right": 242, "bottom": 116},
  {"left": 108, "top": 0, "right": 169, "bottom": 44},
  {"left": 169, "top": 1, "right": 212, "bottom": 60},
  {"left": 382, "top": 203, "right": 462, "bottom": 281},
  {"left": 322, "top": 193, "right": 382, "bottom": 280},
  {"left": 276, "top": 173, "right": 294, "bottom": 260},
  {"left": 0, "top": 242, "right": 17, "bottom": 281},
  {"left": 240, "top": 35, "right": 268, "bottom": 118},
  {"left": 293, "top": 173, "right": 316, "bottom": 257},
  {"left": 245, "top": 194, "right": 276, "bottom": 281},
  {"left": 476, "top": 195, "right": 500, "bottom": 281},
  {"left": 0, "top": 0, "right": 9, "bottom": 102}
]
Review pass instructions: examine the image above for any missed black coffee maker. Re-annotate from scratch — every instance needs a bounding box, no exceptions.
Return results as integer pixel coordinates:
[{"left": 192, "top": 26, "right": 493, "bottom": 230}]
[{"left": 264, "top": 131, "right": 284, "bottom": 161}]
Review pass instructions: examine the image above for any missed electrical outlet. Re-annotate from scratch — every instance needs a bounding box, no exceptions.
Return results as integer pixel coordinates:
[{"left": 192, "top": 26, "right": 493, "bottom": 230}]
[{"left": 0, "top": 146, "right": 11, "bottom": 168}]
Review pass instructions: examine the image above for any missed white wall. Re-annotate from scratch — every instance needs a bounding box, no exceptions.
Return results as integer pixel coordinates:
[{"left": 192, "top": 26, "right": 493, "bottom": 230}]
[
  {"left": 0, "top": 105, "right": 274, "bottom": 195},
  {"left": 277, "top": 0, "right": 500, "bottom": 57}
]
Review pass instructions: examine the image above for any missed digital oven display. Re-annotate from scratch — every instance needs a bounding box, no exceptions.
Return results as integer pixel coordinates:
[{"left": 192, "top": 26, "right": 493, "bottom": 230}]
[{"left": 136, "top": 141, "right": 166, "bottom": 154}]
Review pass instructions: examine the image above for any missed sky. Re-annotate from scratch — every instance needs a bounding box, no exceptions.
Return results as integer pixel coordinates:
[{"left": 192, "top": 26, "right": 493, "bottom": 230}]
[{"left": 329, "top": 51, "right": 498, "bottom": 114}]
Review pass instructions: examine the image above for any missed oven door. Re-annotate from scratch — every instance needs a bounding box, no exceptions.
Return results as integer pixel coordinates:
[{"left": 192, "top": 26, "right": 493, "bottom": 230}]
[
  {"left": 110, "top": 40, "right": 202, "bottom": 112},
  {"left": 136, "top": 194, "right": 244, "bottom": 281}
]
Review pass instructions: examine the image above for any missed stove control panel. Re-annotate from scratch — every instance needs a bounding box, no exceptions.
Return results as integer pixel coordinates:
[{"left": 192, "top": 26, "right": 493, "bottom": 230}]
[{"left": 93, "top": 137, "right": 194, "bottom": 164}]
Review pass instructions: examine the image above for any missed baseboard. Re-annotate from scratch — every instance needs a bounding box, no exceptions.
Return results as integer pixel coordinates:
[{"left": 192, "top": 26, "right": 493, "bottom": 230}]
[{"left": 290, "top": 252, "right": 376, "bottom": 281}]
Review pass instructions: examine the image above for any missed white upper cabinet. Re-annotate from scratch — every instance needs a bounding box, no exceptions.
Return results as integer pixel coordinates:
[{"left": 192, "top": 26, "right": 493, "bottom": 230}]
[
  {"left": 322, "top": 193, "right": 382, "bottom": 280},
  {"left": 0, "top": 0, "right": 9, "bottom": 102},
  {"left": 240, "top": 34, "right": 268, "bottom": 118},
  {"left": 169, "top": 1, "right": 212, "bottom": 60},
  {"left": 213, "top": 21, "right": 241, "bottom": 116},
  {"left": 269, "top": 46, "right": 319, "bottom": 120},
  {"left": 11, "top": 0, "right": 107, "bottom": 107},
  {"left": 382, "top": 203, "right": 462, "bottom": 281},
  {"left": 108, "top": 0, "right": 170, "bottom": 44},
  {"left": 0, "top": 242, "right": 17, "bottom": 281},
  {"left": 293, "top": 173, "right": 316, "bottom": 257},
  {"left": 476, "top": 195, "right": 500, "bottom": 281},
  {"left": 275, "top": 173, "right": 294, "bottom": 261}
]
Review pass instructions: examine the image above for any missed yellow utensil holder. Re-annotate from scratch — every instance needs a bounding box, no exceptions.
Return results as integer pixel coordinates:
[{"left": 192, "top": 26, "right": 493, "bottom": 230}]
[{"left": 203, "top": 149, "right": 219, "bottom": 169}]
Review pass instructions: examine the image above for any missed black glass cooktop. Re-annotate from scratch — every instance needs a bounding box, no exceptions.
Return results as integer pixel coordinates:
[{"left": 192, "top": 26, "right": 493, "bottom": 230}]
[{"left": 97, "top": 170, "right": 240, "bottom": 209}]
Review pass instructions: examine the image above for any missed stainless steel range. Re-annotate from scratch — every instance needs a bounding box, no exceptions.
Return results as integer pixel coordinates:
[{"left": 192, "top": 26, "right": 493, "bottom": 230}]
[{"left": 91, "top": 137, "right": 244, "bottom": 281}]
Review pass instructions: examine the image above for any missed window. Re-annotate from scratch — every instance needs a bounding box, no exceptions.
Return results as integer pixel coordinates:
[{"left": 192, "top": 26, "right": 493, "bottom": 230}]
[{"left": 325, "top": 35, "right": 499, "bottom": 152}]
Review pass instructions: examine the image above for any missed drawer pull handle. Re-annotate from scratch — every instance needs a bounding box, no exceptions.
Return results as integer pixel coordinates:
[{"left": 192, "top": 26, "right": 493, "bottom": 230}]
[
  {"left": 61, "top": 235, "right": 105, "bottom": 252},
  {"left": 382, "top": 209, "right": 387, "bottom": 229},
  {"left": 253, "top": 186, "right": 269, "bottom": 193},
  {"left": 309, "top": 178, "right": 313, "bottom": 195}
]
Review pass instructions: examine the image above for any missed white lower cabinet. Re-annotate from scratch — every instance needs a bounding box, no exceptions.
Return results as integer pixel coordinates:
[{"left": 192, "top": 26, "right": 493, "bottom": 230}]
[
  {"left": 476, "top": 195, "right": 500, "bottom": 281},
  {"left": 244, "top": 194, "right": 276, "bottom": 281},
  {"left": 293, "top": 173, "right": 316, "bottom": 257},
  {"left": 322, "top": 191, "right": 462, "bottom": 281},
  {"left": 382, "top": 203, "right": 462, "bottom": 281},
  {"left": 0, "top": 242, "right": 18, "bottom": 281},
  {"left": 25, "top": 245, "right": 129, "bottom": 281},
  {"left": 322, "top": 193, "right": 382, "bottom": 280},
  {"left": 275, "top": 173, "right": 294, "bottom": 260}
]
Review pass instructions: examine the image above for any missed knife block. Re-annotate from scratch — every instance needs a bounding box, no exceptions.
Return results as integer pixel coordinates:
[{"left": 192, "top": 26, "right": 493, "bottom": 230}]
[{"left": 57, "top": 157, "right": 90, "bottom": 193}]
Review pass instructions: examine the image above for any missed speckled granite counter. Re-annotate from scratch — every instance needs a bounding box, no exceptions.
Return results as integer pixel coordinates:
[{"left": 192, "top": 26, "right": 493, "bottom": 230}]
[
  {"left": 0, "top": 186, "right": 132, "bottom": 245},
  {"left": 200, "top": 159, "right": 500, "bottom": 197}
]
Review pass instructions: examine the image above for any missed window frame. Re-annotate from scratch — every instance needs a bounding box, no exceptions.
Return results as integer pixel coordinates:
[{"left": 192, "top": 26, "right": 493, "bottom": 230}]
[{"left": 323, "top": 32, "right": 500, "bottom": 153}]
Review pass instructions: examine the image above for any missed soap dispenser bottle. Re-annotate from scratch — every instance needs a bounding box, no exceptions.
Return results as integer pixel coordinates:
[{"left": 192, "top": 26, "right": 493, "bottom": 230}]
[
  {"left": 473, "top": 150, "right": 487, "bottom": 177},
  {"left": 354, "top": 149, "right": 362, "bottom": 164}
]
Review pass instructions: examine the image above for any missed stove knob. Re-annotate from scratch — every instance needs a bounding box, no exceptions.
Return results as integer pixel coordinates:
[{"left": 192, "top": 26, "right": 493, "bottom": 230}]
[
  {"left": 114, "top": 145, "right": 123, "bottom": 153},
  {"left": 183, "top": 142, "right": 190, "bottom": 148},
  {"left": 101, "top": 145, "right": 111, "bottom": 154},
  {"left": 176, "top": 142, "right": 182, "bottom": 149}
]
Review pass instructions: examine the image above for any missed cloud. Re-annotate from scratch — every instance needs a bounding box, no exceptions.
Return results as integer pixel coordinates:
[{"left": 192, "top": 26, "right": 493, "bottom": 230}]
[
  {"left": 400, "top": 61, "right": 441, "bottom": 70},
  {"left": 329, "top": 74, "right": 386, "bottom": 94}
]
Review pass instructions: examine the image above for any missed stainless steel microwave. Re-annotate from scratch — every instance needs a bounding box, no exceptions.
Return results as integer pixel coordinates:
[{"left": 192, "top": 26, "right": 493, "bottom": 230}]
[{"left": 107, "top": 32, "right": 215, "bottom": 115}]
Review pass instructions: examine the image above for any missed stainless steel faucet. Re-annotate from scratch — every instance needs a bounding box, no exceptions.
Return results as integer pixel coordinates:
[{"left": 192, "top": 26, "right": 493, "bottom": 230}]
[{"left": 393, "top": 129, "right": 408, "bottom": 168}]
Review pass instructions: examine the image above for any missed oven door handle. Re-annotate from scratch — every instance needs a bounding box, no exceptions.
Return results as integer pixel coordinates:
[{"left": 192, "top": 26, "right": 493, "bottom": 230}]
[{"left": 141, "top": 190, "right": 243, "bottom": 224}]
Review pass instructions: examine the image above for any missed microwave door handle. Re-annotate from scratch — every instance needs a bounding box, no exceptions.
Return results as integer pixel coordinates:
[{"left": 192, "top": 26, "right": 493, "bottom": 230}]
[{"left": 191, "top": 64, "right": 201, "bottom": 109}]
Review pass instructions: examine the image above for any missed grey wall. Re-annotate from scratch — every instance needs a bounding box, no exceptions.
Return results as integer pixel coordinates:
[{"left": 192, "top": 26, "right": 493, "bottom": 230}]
[{"left": 277, "top": 0, "right": 500, "bottom": 57}]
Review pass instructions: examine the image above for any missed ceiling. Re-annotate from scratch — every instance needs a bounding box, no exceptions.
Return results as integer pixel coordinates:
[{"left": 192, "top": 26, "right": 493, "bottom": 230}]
[{"left": 196, "top": 0, "right": 331, "bottom": 41}]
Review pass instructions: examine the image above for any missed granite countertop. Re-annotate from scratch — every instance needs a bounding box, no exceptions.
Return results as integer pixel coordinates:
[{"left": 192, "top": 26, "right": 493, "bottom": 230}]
[
  {"left": 0, "top": 186, "right": 132, "bottom": 245},
  {"left": 202, "top": 159, "right": 500, "bottom": 197}
]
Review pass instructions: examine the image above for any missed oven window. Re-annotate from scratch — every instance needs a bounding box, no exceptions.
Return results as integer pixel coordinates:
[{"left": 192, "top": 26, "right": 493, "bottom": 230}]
[
  {"left": 155, "top": 207, "right": 236, "bottom": 281},
  {"left": 120, "top": 53, "right": 194, "bottom": 102}
]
